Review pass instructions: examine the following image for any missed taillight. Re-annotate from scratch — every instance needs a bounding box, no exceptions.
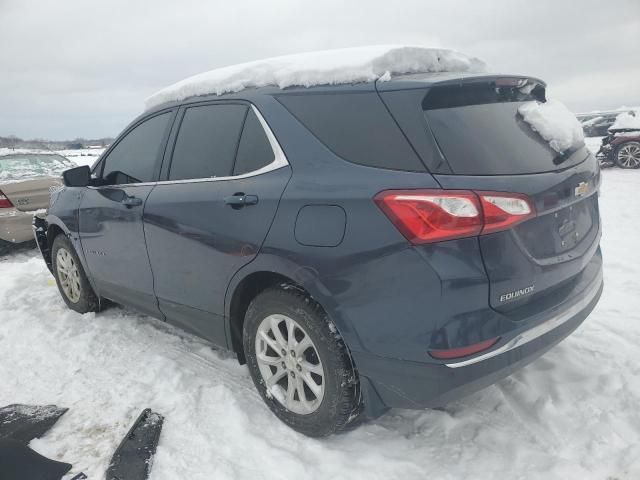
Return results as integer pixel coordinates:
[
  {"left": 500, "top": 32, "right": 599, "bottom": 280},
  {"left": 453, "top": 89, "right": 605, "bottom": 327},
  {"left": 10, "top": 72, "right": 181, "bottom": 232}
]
[
  {"left": 429, "top": 337, "right": 500, "bottom": 360},
  {"left": 0, "top": 190, "right": 13, "bottom": 209},
  {"left": 478, "top": 192, "right": 534, "bottom": 234},
  {"left": 375, "top": 189, "right": 535, "bottom": 244}
]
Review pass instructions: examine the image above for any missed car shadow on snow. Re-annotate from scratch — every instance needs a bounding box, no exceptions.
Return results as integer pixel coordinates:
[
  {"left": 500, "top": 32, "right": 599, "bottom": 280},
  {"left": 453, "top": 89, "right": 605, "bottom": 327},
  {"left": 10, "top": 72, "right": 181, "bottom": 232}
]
[{"left": 0, "top": 240, "right": 37, "bottom": 259}]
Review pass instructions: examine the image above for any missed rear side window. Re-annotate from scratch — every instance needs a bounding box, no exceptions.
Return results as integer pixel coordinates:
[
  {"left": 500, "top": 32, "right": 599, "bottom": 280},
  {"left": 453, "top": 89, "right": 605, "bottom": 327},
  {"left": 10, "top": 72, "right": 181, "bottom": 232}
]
[
  {"left": 169, "top": 104, "right": 247, "bottom": 180},
  {"left": 102, "top": 112, "right": 171, "bottom": 185},
  {"left": 277, "top": 92, "right": 425, "bottom": 172},
  {"left": 233, "top": 109, "right": 274, "bottom": 175}
]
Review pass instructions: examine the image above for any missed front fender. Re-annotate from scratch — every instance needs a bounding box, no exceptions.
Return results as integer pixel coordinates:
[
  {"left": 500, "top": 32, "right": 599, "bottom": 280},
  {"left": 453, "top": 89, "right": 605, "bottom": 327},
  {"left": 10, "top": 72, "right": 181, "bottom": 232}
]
[{"left": 43, "top": 187, "right": 99, "bottom": 293}]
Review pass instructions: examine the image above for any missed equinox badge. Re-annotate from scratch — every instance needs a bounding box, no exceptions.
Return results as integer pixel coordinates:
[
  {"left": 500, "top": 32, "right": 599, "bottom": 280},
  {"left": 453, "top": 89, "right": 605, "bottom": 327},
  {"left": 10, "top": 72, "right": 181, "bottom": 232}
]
[{"left": 500, "top": 285, "right": 535, "bottom": 302}]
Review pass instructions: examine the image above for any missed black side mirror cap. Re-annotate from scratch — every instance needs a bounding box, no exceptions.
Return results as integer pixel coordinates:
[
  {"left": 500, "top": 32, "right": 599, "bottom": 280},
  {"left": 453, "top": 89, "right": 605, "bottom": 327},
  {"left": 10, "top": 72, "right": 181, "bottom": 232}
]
[{"left": 62, "top": 165, "right": 91, "bottom": 187}]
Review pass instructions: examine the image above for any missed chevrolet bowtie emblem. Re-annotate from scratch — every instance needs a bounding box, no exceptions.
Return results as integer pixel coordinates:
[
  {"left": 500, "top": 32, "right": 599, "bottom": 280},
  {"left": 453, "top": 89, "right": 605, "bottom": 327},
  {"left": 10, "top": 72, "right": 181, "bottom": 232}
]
[{"left": 574, "top": 182, "right": 589, "bottom": 197}]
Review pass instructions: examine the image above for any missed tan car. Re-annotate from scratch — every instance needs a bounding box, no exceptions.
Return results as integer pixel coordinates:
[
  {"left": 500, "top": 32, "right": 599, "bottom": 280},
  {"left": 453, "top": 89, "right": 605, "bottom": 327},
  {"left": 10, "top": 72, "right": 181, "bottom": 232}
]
[{"left": 0, "top": 153, "right": 72, "bottom": 248}]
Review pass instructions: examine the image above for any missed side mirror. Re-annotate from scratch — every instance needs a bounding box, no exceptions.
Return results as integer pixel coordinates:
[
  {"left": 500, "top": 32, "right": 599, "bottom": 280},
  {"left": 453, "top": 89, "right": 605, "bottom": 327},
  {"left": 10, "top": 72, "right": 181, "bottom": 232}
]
[{"left": 62, "top": 166, "right": 91, "bottom": 187}]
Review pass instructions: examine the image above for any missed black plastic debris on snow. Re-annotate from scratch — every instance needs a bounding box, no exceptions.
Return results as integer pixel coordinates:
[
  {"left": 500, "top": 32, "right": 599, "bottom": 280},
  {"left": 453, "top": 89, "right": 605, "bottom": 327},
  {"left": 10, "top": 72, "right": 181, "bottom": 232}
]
[
  {"left": 0, "top": 438, "right": 72, "bottom": 480},
  {"left": 0, "top": 404, "right": 68, "bottom": 444},
  {"left": 106, "top": 408, "right": 164, "bottom": 480}
]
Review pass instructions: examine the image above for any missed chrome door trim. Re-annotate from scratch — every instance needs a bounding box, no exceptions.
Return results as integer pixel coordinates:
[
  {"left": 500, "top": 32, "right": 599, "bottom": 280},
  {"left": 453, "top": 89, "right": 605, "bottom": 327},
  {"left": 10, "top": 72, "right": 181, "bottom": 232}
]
[{"left": 89, "top": 104, "right": 289, "bottom": 190}]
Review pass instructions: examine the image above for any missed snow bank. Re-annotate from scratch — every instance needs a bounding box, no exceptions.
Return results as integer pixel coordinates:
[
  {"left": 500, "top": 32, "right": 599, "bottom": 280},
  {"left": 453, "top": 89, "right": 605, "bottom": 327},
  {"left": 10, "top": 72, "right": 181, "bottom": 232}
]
[
  {"left": 609, "top": 110, "right": 640, "bottom": 130},
  {"left": 518, "top": 100, "right": 584, "bottom": 153},
  {"left": 145, "top": 45, "right": 486, "bottom": 110}
]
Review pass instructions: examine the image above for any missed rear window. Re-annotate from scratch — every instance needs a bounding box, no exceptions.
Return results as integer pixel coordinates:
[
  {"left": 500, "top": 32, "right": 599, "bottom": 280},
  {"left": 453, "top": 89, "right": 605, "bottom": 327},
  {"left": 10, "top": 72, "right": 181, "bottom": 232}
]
[
  {"left": 0, "top": 154, "right": 74, "bottom": 181},
  {"left": 277, "top": 92, "right": 425, "bottom": 172},
  {"left": 423, "top": 83, "right": 586, "bottom": 175}
]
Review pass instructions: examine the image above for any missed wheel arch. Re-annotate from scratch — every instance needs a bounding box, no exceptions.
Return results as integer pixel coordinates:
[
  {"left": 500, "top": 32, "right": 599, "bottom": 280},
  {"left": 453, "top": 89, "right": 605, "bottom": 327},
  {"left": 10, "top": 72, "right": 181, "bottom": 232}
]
[
  {"left": 45, "top": 214, "right": 99, "bottom": 297},
  {"left": 224, "top": 255, "right": 361, "bottom": 364}
]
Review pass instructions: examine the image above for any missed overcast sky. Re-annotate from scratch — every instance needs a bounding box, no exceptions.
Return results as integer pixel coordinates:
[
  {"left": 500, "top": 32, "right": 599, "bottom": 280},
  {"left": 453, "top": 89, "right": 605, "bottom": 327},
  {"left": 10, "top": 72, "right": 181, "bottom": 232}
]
[{"left": 1, "top": 0, "right": 638, "bottom": 140}]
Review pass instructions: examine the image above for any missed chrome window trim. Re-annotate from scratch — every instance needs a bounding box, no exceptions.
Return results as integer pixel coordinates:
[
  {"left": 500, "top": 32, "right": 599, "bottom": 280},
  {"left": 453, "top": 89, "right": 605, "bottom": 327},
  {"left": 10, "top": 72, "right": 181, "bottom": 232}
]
[
  {"left": 445, "top": 271, "right": 603, "bottom": 368},
  {"left": 89, "top": 104, "right": 288, "bottom": 189}
]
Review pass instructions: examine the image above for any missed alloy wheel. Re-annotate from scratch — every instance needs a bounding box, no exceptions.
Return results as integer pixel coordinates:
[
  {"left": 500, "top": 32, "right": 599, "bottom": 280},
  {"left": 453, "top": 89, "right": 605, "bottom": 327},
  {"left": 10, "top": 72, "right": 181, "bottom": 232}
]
[
  {"left": 255, "top": 314, "right": 325, "bottom": 414},
  {"left": 56, "top": 248, "right": 82, "bottom": 303},
  {"left": 617, "top": 143, "right": 640, "bottom": 168}
]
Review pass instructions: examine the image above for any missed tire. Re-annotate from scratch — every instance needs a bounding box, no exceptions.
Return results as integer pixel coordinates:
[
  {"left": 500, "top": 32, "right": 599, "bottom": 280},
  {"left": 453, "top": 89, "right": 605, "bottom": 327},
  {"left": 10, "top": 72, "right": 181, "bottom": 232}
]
[
  {"left": 51, "top": 234, "right": 99, "bottom": 313},
  {"left": 243, "top": 286, "right": 360, "bottom": 437},
  {"left": 615, "top": 141, "right": 640, "bottom": 169}
]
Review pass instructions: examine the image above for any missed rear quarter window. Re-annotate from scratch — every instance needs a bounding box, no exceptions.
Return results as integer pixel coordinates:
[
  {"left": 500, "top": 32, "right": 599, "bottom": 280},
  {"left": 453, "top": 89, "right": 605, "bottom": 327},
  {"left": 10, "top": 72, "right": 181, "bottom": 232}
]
[
  {"left": 233, "top": 109, "right": 274, "bottom": 175},
  {"left": 277, "top": 92, "right": 426, "bottom": 172}
]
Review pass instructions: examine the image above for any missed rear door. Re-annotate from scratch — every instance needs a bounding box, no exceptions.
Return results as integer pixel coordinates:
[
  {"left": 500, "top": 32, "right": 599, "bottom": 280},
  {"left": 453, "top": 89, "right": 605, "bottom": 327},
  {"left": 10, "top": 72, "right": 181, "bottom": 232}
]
[
  {"left": 143, "top": 102, "right": 290, "bottom": 344},
  {"left": 79, "top": 110, "right": 174, "bottom": 317},
  {"left": 380, "top": 79, "right": 601, "bottom": 315}
]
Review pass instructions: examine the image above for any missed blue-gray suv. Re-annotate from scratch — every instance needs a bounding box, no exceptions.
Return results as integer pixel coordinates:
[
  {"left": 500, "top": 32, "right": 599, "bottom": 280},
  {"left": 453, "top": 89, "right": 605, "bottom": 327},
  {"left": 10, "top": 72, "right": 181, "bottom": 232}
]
[{"left": 35, "top": 72, "right": 603, "bottom": 437}]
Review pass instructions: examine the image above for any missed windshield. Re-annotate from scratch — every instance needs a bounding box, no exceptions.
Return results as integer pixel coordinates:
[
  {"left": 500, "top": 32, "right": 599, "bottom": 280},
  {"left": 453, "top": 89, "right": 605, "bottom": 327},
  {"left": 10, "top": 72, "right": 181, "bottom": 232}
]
[{"left": 0, "top": 154, "right": 74, "bottom": 181}]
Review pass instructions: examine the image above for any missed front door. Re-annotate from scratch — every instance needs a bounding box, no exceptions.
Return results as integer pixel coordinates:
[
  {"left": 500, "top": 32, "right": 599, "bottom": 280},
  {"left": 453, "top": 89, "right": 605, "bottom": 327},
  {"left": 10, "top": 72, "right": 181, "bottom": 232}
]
[
  {"left": 143, "top": 103, "right": 290, "bottom": 344},
  {"left": 79, "top": 110, "right": 174, "bottom": 317}
]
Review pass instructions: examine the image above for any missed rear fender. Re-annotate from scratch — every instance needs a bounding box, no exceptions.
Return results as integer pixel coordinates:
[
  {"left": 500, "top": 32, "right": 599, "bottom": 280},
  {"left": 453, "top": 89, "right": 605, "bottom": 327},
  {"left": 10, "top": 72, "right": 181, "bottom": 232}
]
[{"left": 224, "top": 252, "right": 362, "bottom": 353}]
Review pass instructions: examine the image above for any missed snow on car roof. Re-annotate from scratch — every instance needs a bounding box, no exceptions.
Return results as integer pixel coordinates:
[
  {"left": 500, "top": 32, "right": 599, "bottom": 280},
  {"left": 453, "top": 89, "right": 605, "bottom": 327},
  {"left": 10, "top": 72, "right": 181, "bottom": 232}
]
[
  {"left": 610, "top": 110, "right": 640, "bottom": 131},
  {"left": 145, "top": 45, "right": 486, "bottom": 110}
]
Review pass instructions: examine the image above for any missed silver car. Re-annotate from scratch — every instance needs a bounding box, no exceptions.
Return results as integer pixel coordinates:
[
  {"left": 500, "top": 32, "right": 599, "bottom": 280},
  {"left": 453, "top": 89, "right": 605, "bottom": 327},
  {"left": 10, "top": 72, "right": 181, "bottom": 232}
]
[{"left": 0, "top": 153, "right": 72, "bottom": 248}]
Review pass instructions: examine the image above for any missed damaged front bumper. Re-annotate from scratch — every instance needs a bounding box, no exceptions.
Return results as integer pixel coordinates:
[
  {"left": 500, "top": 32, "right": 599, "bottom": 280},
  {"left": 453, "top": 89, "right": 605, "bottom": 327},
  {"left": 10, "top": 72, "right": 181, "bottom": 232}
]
[{"left": 32, "top": 215, "right": 53, "bottom": 272}]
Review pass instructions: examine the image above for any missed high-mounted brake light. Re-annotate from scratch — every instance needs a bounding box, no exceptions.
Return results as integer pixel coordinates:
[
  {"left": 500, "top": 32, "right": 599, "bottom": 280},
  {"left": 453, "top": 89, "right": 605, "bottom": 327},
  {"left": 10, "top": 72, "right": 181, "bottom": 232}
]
[
  {"left": 374, "top": 189, "right": 535, "bottom": 244},
  {"left": 0, "top": 190, "right": 13, "bottom": 209}
]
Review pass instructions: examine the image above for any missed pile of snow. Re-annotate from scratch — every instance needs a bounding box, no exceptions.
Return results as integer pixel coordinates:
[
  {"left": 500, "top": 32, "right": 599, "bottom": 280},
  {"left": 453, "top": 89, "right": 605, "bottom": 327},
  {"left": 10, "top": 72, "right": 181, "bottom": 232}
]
[
  {"left": 584, "top": 136, "right": 604, "bottom": 155},
  {"left": 609, "top": 110, "right": 640, "bottom": 131},
  {"left": 145, "top": 45, "right": 486, "bottom": 110},
  {"left": 518, "top": 100, "right": 585, "bottom": 153}
]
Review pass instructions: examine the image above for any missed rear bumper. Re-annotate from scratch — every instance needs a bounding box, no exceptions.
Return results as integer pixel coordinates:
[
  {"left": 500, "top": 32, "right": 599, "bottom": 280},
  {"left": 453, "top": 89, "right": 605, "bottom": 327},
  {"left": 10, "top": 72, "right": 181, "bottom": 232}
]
[
  {"left": 354, "top": 267, "right": 603, "bottom": 410},
  {"left": 0, "top": 207, "right": 35, "bottom": 243}
]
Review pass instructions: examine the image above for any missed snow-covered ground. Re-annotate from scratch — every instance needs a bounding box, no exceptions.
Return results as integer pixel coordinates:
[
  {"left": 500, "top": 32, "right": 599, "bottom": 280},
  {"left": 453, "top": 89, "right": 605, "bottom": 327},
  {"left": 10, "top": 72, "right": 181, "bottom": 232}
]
[
  {"left": 54, "top": 148, "right": 104, "bottom": 167},
  {"left": 0, "top": 147, "right": 104, "bottom": 168},
  {"left": 585, "top": 136, "right": 604, "bottom": 155},
  {"left": 1, "top": 169, "right": 639, "bottom": 480}
]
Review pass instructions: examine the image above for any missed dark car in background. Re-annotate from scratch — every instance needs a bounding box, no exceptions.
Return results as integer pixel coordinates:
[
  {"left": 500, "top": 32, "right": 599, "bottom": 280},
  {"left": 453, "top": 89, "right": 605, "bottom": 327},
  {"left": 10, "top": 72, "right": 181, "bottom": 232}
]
[
  {"left": 577, "top": 112, "right": 621, "bottom": 137},
  {"left": 597, "top": 128, "right": 640, "bottom": 168},
  {"left": 34, "top": 73, "right": 603, "bottom": 437}
]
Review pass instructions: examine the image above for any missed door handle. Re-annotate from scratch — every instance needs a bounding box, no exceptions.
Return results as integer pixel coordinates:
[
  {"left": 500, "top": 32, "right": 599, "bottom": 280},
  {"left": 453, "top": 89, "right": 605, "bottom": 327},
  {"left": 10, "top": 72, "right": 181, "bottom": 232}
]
[
  {"left": 224, "top": 193, "right": 258, "bottom": 208},
  {"left": 121, "top": 195, "right": 143, "bottom": 207}
]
